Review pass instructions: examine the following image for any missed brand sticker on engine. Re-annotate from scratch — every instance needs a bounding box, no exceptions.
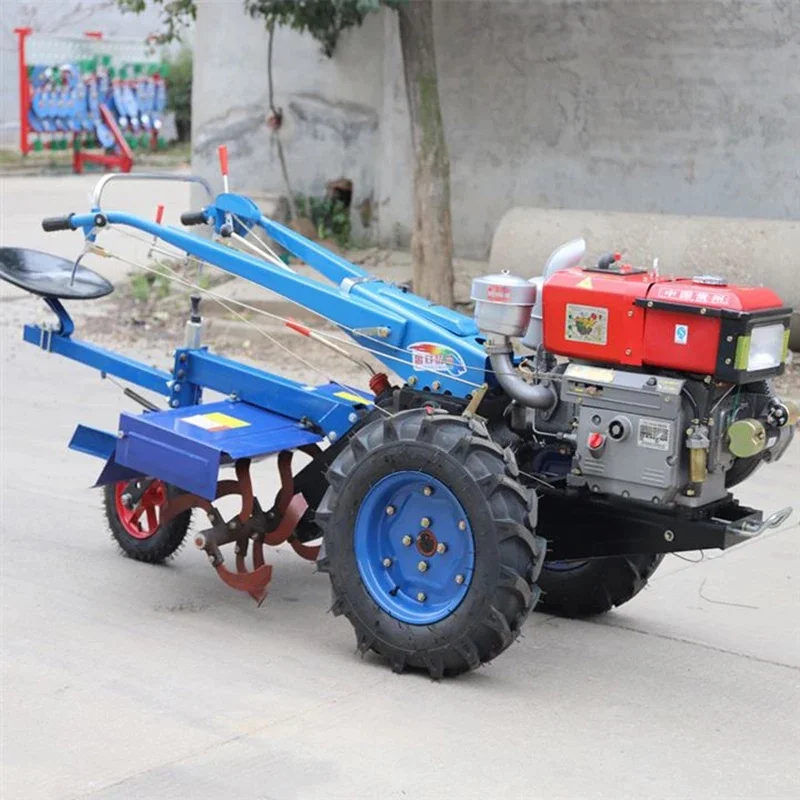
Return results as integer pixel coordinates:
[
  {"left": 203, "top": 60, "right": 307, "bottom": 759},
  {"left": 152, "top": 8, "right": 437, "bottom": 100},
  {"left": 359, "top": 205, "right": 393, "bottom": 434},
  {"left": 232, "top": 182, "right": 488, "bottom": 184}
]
[
  {"left": 565, "top": 304, "right": 608, "bottom": 346},
  {"left": 637, "top": 418, "right": 671, "bottom": 451},
  {"left": 674, "top": 324, "right": 689, "bottom": 345},
  {"left": 408, "top": 342, "right": 468, "bottom": 377}
]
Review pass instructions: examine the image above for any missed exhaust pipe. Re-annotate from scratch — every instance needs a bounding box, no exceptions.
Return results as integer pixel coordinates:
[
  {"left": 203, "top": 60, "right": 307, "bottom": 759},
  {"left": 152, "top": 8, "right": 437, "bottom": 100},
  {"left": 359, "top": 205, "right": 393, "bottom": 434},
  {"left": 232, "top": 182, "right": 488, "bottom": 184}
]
[{"left": 488, "top": 340, "right": 557, "bottom": 410}]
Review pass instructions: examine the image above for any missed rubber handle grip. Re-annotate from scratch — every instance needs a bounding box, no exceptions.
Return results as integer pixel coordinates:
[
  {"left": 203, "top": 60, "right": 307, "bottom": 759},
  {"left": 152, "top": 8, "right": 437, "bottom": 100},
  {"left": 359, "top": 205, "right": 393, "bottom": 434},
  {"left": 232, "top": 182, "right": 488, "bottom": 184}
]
[
  {"left": 180, "top": 211, "right": 208, "bottom": 226},
  {"left": 218, "top": 144, "right": 229, "bottom": 176},
  {"left": 41, "top": 214, "right": 75, "bottom": 232}
]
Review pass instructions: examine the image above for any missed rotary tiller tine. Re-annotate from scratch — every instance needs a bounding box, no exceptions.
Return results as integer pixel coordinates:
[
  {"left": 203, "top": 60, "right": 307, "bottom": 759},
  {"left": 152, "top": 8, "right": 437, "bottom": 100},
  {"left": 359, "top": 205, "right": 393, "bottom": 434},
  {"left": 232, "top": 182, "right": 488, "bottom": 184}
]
[
  {"left": 235, "top": 459, "right": 254, "bottom": 521},
  {"left": 276, "top": 450, "right": 295, "bottom": 515},
  {"left": 264, "top": 493, "right": 308, "bottom": 546},
  {"left": 159, "top": 492, "right": 214, "bottom": 526},
  {"left": 215, "top": 562, "right": 273, "bottom": 605},
  {"left": 289, "top": 538, "right": 321, "bottom": 562}
]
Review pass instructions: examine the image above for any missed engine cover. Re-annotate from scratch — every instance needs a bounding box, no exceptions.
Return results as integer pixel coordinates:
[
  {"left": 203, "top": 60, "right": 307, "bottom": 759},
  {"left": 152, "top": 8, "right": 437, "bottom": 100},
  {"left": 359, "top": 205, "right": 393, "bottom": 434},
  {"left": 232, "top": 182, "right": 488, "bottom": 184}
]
[{"left": 542, "top": 267, "right": 790, "bottom": 383}]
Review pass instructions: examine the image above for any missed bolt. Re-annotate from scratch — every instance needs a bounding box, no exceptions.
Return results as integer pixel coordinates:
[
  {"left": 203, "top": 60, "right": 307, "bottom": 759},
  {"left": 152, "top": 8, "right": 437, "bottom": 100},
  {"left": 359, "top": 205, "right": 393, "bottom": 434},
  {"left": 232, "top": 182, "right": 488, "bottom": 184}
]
[
  {"left": 170, "top": 399, "right": 179, "bottom": 408},
  {"left": 458, "top": 520, "right": 467, "bottom": 531},
  {"left": 436, "top": 542, "right": 447, "bottom": 554},
  {"left": 382, "top": 557, "right": 392, "bottom": 567},
  {"left": 686, "top": 427, "right": 694, "bottom": 436},
  {"left": 420, "top": 517, "right": 431, "bottom": 528},
  {"left": 627, "top": 310, "right": 634, "bottom": 318},
  {"left": 726, "top": 335, "right": 734, "bottom": 343},
  {"left": 328, "top": 431, "right": 338, "bottom": 443},
  {"left": 194, "top": 534, "right": 206, "bottom": 549},
  {"left": 647, "top": 300, "right": 654, "bottom": 308},
  {"left": 572, "top": 468, "right": 582, "bottom": 476},
  {"left": 417, "top": 561, "right": 428, "bottom": 572},
  {"left": 117, "top": 430, "right": 125, "bottom": 439},
  {"left": 724, "top": 358, "right": 732, "bottom": 365},
  {"left": 432, "top": 381, "right": 441, "bottom": 391},
  {"left": 685, "top": 488, "right": 697, "bottom": 497},
  {"left": 664, "top": 529, "right": 675, "bottom": 542},
  {"left": 234, "top": 544, "right": 241, "bottom": 554},
  {"left": 423, "top": 485, "right": 433, "bottom": 497},
  {"left": 416, "top": 592, "right": 427, "bottom": 602},
  {"left": 700, "top": 308, "right": 707, "bottom": 315},
  {"left": 408, "top": 376, "right": 418, "bottom": 387},
  {"left": 228, "top": 520, "right": 237, "bottom": 531},
  {"left": 173, "top": 383, "right": 181, "bottom": 392},
  {"left": 179, "top": 353, "right": 188, "bottom": 363},
  {"left": 177, "top": 369, "right": 186, "bottom": 379},
  {"left": 625, "top": 348, "right": 632, "bottom": 356},
  {"left": 455, "top": 574, "right": 465, "bottom": 585},
  {"left": 401, "top": 534, "right": 412, "bottom": 546},
  {"left": 386, "top": 505, "right": 395, "bottom": 516},
  {"left": 348, "top": 412, "right": 358, "bottom": 424}
]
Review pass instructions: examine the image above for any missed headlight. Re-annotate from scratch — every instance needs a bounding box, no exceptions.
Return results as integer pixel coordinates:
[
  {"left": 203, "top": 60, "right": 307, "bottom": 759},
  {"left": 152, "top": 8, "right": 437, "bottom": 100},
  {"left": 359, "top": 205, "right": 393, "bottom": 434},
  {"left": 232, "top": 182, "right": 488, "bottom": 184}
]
[{"left": 735, "top": 323, "right": 790, "bottom": 372}]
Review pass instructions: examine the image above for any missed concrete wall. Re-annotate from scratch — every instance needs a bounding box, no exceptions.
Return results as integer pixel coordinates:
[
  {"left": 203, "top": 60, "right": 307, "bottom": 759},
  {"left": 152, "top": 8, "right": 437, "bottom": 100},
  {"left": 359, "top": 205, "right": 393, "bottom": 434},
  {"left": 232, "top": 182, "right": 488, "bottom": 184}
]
[
  {"left": 0, "top": 1, "right": 171, "bottom": 146},
  {"left": 192, "top": 0, "right": 800, "bottom": 257}
]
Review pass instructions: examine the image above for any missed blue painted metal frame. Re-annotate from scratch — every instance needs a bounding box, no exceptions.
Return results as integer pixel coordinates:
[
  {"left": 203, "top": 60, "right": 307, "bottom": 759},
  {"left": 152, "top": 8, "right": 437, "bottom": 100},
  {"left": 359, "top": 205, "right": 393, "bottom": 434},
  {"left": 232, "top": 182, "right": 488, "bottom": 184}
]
[
  {"left": 65, "top": 192, "right": 491, "bottom": 397},
  {"left": 19, "top": 184, "right": 494, "bottom": 493}
]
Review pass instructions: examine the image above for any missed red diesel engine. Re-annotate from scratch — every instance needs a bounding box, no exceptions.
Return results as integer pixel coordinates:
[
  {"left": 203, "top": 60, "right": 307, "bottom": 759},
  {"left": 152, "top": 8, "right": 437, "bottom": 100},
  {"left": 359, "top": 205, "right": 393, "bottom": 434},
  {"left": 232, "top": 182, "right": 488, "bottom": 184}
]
[
  {"left": 471, "top": 242, "right": 796, "bottom": 510},
  {"left": 542, "top": 260, "right": 791, "bottom": 384}
]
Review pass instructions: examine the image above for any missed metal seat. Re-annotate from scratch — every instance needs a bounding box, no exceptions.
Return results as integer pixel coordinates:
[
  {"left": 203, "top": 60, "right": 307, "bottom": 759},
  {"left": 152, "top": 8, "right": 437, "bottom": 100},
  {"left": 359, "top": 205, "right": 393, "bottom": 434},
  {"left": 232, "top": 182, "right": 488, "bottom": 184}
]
[{"left": 0, "top": 247, "right": 113, "bottom": 300}]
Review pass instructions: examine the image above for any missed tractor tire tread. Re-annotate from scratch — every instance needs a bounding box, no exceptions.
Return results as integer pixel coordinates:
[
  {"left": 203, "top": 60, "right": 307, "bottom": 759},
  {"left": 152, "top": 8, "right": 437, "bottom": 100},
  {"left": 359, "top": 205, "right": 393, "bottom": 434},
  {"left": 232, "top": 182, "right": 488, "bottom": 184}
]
[{"left": 318, "top": 409, "right": 546, "bottom": 678}]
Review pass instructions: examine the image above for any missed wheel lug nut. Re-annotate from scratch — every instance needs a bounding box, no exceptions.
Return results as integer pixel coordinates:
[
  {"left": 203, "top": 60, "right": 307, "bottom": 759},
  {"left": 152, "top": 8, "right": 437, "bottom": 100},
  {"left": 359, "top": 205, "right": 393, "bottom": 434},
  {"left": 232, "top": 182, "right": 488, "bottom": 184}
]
[
  {"left": 436, "top": 543, "right": 447, "bottom": 554},
  {"left": 382, "top": 557, "right": 392, "bottom": 567},
  {"left": 423, "top": 486, "right": 433, "bottom": 496},
  {"left": 420, "top": 517, "right": 431, "bottom": 528},
  {"left": 401, "top": 535, "right": 412, "bottom": 546},
  {"left": 417, "top": 592, "right": 426, "bottom": 602},
  {"left": 385, "top": 505, "right": 395, "bottom": 516},
  {"left": 455, "top": 574, "right": 465, "bottom": 585},
  {"left": 458, "top": 520, "right": 467, "bottom": 531},
  {"left": 417, "top": 561, "right": 428, "bottom": 572}
]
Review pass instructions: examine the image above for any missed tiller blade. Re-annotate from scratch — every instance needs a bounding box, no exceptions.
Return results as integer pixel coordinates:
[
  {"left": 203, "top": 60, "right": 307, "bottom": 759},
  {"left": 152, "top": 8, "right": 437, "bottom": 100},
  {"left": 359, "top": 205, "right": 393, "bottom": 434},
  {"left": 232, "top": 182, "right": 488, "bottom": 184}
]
[{"left": 159, "top": 451, "right": 321, "bottom": 603}]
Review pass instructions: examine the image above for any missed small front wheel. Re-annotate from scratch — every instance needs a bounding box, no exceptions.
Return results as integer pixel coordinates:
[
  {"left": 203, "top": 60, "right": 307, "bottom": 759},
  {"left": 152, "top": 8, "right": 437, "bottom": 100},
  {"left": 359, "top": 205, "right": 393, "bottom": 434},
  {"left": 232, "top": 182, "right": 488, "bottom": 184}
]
[
  {"left": 317, "top": 409, "right": 546, "bottom": 678},
  {"left": 104, "top": 479, "right": 191, "bottom": 564}
]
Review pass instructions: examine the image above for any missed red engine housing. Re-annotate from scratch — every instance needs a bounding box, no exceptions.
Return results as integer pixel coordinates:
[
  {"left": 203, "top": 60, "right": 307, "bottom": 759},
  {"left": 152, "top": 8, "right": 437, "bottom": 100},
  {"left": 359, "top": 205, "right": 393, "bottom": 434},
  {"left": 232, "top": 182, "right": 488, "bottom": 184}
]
[{"left": 542, "top": 266, "right": 789, "bottom": 379}]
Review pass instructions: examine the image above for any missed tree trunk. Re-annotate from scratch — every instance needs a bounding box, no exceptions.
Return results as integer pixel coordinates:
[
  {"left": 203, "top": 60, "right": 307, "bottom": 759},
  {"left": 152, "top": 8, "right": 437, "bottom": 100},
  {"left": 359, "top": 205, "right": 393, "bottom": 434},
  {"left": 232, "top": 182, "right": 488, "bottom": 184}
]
[{"left": 397, "top": 0, "right": 455, "bottom": 308}]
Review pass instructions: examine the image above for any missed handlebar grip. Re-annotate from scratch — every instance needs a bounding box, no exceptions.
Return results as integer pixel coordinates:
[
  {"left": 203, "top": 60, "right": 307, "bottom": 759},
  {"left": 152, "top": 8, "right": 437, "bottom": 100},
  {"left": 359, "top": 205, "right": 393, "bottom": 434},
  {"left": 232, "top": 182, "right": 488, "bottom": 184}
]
[
  {"left": 41, "top": 214, "right": 75, "bottom": 233},
  {"left": 180, "top": 211, "right": 208, "bottom": 226}
]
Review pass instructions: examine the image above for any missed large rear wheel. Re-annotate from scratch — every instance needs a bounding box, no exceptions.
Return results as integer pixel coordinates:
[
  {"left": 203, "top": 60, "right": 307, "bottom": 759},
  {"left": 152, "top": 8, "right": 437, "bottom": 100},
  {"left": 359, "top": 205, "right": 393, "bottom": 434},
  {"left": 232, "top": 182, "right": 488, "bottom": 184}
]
[
  {"left": 317, "top": 409, "right": 546, "bottom": 678},
  {"left": 536, "top": 554, "right": 664, "bottom": 618}
]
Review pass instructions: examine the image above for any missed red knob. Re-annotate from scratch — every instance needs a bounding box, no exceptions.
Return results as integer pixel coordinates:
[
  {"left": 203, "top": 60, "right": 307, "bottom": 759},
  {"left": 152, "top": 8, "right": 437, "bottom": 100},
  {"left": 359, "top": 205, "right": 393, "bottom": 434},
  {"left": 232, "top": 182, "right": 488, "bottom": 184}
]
[{"left": 587, "top": 432, "right": 606, "bottom": 450}]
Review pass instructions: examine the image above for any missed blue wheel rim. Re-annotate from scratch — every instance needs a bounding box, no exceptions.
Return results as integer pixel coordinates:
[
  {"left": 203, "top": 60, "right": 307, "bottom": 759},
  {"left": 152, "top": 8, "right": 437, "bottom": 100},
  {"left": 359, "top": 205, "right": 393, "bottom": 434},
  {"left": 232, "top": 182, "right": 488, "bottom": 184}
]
[{"left": 354, "top": 471, "right": 475, "bottom": 625}]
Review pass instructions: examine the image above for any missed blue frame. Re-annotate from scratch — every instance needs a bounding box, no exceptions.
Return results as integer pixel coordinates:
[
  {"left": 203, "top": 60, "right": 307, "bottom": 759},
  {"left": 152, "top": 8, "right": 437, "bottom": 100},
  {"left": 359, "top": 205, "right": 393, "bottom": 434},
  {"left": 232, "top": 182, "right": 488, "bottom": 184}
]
[{"left": 19, "top": 184, "right": 494, "bottom": 491}]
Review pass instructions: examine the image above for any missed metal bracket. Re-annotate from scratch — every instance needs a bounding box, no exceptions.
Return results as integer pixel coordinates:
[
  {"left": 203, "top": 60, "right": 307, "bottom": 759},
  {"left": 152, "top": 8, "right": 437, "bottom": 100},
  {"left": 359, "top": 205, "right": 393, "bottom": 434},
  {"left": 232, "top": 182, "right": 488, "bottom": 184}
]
[{"left": 340, "top": 276, "right": 380, "bottom": 294}]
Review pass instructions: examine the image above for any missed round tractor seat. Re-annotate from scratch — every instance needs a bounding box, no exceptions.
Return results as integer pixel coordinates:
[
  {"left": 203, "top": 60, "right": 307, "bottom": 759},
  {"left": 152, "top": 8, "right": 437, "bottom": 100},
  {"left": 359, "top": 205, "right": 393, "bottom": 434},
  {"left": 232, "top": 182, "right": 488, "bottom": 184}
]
[{"left": 0, "top": 247, "right": 113, "bottom": 300}]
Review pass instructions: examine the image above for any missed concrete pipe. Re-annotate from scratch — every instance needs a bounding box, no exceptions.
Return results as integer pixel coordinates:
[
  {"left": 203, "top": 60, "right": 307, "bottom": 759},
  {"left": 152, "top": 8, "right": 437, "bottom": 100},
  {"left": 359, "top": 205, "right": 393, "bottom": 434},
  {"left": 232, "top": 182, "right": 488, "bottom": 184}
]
[{"left": 490, "top": 208, "right": 800, "bottom": 350}]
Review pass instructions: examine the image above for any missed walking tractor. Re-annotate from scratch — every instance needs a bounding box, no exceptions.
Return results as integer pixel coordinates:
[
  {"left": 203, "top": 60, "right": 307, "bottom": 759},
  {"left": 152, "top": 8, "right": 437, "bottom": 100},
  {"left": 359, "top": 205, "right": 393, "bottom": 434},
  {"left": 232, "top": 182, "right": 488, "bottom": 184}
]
[{"left": 2, "top": 156, "right": 797, "bottom": 677}]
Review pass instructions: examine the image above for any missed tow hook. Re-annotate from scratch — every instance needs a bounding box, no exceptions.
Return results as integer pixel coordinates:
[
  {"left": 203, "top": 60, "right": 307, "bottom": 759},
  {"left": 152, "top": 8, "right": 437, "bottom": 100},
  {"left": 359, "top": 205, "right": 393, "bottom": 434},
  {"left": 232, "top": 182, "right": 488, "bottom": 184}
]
[{"left": 722, "top": 506, "right": 793, "bottom": 539}]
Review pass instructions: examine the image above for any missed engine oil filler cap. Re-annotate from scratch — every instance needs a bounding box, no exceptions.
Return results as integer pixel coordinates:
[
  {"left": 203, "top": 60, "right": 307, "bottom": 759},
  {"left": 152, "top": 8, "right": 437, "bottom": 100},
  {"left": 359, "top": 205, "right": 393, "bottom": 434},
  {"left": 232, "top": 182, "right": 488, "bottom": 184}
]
[{"left": 692, "top": 274, "right": 728, "bottom": 286}]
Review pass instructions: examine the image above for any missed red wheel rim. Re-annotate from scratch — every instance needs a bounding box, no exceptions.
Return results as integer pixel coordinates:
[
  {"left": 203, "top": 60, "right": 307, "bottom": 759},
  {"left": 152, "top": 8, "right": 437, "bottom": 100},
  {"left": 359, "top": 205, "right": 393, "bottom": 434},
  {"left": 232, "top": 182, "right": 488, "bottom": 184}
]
[{"left": 114, "top": 480, "right": 168, "bottom": 540}]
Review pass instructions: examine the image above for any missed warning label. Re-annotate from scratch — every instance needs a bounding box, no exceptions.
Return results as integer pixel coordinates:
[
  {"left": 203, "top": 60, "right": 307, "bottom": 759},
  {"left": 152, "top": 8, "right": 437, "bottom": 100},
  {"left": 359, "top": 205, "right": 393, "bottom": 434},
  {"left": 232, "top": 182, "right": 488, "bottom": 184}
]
[
  {"left": 637, "top": 418, "right": 671, "bottom": 452},
  {"left": 182, "top": 412, "right": 251, "bottom": 432}
]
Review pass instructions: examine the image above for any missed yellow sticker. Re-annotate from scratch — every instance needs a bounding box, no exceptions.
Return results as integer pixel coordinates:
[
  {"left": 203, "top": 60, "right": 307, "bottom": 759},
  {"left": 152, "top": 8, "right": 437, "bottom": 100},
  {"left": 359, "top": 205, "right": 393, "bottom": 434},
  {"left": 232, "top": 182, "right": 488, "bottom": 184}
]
[
  {"left": 334, "top": 391, "right": 372, "bottom": 405},
  {"left": 576, "top": 276, "right": 593, "bottom": 289},
  {"left": 183, "top": 412, "right": 250, "bottom": 432}
]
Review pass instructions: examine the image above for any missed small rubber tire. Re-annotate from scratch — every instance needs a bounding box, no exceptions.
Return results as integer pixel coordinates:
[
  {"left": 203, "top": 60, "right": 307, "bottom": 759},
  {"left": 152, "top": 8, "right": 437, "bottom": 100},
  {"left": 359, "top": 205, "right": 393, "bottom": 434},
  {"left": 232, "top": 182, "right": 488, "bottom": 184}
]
[
  {"left": 316, "top": 409, "right": 546, "bottom": 678},
  {"left": 103, "top": 480, "right": 191, "bottom": 564},
  {"left": 536, "top": 554, "right": 664, "bottom": 618}
]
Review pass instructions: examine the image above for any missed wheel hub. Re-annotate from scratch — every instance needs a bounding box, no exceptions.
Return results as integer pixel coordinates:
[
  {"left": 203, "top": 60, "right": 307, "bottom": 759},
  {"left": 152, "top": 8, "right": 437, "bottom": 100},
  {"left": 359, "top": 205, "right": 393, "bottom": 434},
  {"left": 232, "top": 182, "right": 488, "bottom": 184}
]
[{"left": 354, "top": 472, "right": 475, "bottom": 625}]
